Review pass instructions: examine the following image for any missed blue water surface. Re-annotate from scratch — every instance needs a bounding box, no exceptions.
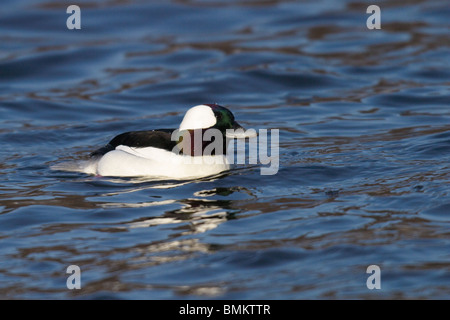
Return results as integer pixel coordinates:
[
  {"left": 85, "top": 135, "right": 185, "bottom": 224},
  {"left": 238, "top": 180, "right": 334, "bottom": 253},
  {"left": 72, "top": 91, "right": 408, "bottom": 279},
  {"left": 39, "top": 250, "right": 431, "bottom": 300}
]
[{"left": 0, "top": 0, "right": 449, "bottom": 299}]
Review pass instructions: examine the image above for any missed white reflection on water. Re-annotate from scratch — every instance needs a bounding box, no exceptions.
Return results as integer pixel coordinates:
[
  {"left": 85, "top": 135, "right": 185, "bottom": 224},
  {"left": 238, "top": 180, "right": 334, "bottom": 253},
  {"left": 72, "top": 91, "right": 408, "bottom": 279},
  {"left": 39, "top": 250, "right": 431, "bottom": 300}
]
[
  {"left": 127, "top": 210, "right": 228, "bottom": 234},
  {"left": 100, "top": 199, "right": 177, "bottom": 209}
]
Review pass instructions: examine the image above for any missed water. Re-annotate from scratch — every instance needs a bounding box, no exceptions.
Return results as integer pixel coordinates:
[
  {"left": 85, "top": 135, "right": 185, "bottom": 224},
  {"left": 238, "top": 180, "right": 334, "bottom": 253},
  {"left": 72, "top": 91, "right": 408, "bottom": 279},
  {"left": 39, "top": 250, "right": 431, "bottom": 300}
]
[{"left": 0, "top": 0, "right": 449, "bottom": 299}]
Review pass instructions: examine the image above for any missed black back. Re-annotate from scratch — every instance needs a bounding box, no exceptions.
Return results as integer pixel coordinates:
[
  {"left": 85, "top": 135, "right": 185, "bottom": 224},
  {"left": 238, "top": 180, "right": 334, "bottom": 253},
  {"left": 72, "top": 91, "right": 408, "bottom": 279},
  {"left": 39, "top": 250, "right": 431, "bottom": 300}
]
[{"left": 90, "top": 128, "right": 176, "bottom": 157}]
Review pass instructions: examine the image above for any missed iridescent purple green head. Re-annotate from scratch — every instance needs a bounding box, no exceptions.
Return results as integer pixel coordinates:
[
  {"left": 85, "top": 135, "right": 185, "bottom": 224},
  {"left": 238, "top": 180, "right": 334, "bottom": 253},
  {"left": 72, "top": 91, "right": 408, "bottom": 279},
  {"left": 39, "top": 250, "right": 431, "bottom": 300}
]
[
  {"left": 176, "top": 104, "right": 256, "bottom": 156},
  {"left": 178, "top": 104, "right": 251, "bottom": 136}
]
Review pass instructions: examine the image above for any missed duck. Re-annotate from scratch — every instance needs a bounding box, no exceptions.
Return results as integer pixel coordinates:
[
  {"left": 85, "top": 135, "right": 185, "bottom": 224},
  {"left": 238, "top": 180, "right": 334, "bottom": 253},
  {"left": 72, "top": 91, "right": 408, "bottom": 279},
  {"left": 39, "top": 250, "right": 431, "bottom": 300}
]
[{"left": 52, "top": 104, "right": 255, "bottom": 179}]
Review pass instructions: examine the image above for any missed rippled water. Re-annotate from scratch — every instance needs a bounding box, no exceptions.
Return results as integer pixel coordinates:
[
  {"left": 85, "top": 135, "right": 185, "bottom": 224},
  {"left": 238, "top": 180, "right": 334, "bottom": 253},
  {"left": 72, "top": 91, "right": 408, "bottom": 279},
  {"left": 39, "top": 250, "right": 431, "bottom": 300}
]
[{"left": 0, "top": 0, "right": 449, "bottom": 299}]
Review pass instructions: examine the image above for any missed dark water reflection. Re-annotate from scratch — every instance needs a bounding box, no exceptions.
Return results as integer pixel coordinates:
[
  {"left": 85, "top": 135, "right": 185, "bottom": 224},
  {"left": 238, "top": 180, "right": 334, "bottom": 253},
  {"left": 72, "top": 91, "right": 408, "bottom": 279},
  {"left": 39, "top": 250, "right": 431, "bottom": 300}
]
[{"left": 0, "top": 0, "right": 449, "bottom": 299}]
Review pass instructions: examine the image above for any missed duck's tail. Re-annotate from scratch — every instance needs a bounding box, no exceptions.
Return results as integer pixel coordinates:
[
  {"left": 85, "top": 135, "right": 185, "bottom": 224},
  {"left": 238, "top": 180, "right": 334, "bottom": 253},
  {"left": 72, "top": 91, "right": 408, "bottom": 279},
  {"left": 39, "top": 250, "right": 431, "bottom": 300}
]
[{"left": 50, "top": 158, "right": 99, "bottom": 175}]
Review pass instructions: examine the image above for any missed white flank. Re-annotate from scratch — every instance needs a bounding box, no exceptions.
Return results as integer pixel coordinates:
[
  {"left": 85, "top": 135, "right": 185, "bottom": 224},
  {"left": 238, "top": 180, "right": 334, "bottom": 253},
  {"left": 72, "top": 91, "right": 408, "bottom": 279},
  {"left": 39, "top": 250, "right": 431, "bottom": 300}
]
[{"left": 94, "top": 145, "right": 230, "bottom": 179}]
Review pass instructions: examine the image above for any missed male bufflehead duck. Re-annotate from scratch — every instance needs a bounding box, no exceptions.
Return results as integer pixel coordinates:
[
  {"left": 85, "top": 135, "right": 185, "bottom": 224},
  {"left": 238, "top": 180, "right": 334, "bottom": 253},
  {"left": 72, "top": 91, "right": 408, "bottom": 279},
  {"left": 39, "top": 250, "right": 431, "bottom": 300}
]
[{"left": 52, "top": 104, "right": 255, "bottom": 179}]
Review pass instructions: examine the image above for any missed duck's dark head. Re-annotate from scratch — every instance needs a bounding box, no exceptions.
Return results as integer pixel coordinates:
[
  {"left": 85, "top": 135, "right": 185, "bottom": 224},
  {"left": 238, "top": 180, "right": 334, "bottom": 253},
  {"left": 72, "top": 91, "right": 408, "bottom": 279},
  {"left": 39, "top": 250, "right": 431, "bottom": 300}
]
[
  {"left": 177, "top": 104, "right": 255, "bottom": 156},
  {"left": 179, "top": 104, "right": 253, "bottom": 135}
]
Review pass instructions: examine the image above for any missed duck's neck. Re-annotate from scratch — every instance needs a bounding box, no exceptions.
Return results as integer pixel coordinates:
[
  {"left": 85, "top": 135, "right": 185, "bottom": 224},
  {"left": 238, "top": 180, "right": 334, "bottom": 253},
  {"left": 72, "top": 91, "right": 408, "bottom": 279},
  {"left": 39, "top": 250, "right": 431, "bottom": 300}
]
[{"left": 178, "top": 129, "right": 228, "bottom": 156}]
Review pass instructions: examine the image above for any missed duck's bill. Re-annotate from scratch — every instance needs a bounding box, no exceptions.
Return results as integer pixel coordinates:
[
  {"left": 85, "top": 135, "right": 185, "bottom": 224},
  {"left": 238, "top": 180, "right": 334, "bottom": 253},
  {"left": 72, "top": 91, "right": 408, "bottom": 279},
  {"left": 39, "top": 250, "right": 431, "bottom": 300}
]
[{"left": 225, "top": 121, "right": 258, "bottom": 139}]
